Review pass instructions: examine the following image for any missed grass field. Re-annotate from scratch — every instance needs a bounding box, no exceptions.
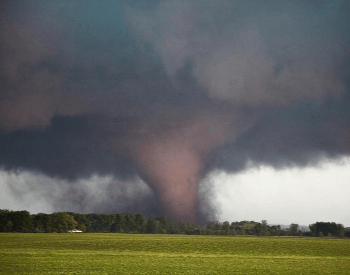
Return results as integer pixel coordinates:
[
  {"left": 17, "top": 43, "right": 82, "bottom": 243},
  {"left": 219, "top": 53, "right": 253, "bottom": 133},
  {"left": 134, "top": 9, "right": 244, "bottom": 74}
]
[{"left": 1, "top": 233, "right": 349, "bottom": 274}]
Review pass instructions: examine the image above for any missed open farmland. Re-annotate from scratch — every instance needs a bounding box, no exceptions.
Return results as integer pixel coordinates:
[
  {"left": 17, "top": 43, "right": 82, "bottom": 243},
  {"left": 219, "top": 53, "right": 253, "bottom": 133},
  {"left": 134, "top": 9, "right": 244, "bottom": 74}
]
[{"left": 1, "top": 234, "right": 349, "bottom": 274}]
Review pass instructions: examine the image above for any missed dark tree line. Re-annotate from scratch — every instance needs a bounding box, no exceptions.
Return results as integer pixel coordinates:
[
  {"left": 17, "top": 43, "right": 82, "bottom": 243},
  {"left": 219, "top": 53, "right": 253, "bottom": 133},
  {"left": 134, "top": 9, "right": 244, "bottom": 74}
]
[
  {"left": 309, "top": 222, "right": 347, "bottom": 237},
  {"left": 1, "top": 209, "right": 349, "bottom": 237}
]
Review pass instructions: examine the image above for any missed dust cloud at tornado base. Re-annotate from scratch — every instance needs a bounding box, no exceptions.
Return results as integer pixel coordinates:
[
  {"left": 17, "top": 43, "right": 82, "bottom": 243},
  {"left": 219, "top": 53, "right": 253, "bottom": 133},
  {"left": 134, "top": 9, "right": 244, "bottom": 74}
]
[{"left": 1, "top": 0, "right": 350, "bottom": 223}]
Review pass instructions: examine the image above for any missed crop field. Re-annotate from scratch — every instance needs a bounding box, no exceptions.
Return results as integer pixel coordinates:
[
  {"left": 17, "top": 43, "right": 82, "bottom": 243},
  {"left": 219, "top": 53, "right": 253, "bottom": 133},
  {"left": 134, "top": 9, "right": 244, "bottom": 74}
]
[{"left": 0, "top": 233, "right": 349, "bottom": 274}]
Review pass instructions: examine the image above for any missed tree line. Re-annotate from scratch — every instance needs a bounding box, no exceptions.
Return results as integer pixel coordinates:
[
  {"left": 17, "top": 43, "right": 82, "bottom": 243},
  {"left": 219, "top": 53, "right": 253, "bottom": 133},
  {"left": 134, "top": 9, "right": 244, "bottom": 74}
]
[{"left": 1, "top": 209, "right": 349, "bottom": 237}]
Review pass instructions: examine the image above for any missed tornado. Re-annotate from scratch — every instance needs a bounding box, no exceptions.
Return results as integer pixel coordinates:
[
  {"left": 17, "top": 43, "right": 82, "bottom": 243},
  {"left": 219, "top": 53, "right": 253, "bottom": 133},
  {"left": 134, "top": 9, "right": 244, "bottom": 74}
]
[
  {"left": 1, "top": 0, "right": 350, "bottom": 222},
  {"left": 121, "top": 116, "right": 231, "bottom": 223}
]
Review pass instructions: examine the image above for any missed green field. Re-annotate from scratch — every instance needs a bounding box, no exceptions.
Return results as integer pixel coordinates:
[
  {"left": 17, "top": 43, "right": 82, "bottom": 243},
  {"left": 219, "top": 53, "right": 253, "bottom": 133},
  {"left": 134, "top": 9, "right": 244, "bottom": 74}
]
[{"left": 1, "top": 234, "right": 349, "bottom": 274}]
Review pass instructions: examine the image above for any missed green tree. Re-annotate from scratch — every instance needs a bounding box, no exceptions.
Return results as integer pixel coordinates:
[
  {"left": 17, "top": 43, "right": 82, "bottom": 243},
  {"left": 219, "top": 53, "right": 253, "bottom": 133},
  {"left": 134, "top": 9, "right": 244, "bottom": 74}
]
[
  {"left": 309, "top": 222, "right": 345, "bottom": 237},
  {"left": 9, "top": 210, "right": 32, "bottom": 232},
  {"left": 254, "top": 223, "right": 263, "bottom": 236},
  {"left": 51, "top": 213, "right": 77, "bottom": 233},
  {"left": 135, "top": 214, "right": 148, "bottom": 233},
  {"left": 32, "top": 213, "right": 52, "bottom": 233},
  {"left": 206, "top": 221, "right": 216, "bottom": 231},
  {"left": 77, "top": 223, "right": 86, "bottom": 232},
  {"left": 260, "top": 220, "right": 268, "bottom": 236},
  {"left": 156, "top": 216, "right": 168, "bottom": 233},
  {"left": 5, "top": 221, "right": 13, "bottom": 232},
  {"left": 167, "top": 221, "right": 177, "bottom": 234},
  {"left": 146, "top": 215, "right": 156, "bottom": 234},
  {"left": 0, "top": 210, "right": 10, "bottom": 232},
  {"left": 154, "top": 220, "right": 161, "bottom": 234},
  {"left": 125, "top": 213, "right": 136, "bottom": 233},
  {"left": 177, "top": 220, "right": 186, "bottom": 234},
  {"left": 114, "top": 214, "right": 127, "bottom": 233},
  {"left": 289, "top": 223, "right": 299, "bottom": 236},
  {"left": 222, "top": 221, "right": 230, "bottom": 235}
]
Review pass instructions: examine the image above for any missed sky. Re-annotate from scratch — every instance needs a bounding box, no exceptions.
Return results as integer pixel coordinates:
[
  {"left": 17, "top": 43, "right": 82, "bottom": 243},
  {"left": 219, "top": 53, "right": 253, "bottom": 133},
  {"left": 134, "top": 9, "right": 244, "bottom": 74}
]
[
  {"left": 1, "top": 0, "right": 350, "bottom": 226},
  {"left": 2, "top": 158, "right": 350, "bottom": 226},
  {"left": 213, "top": 157, "right": 350, "bottom": 226}
]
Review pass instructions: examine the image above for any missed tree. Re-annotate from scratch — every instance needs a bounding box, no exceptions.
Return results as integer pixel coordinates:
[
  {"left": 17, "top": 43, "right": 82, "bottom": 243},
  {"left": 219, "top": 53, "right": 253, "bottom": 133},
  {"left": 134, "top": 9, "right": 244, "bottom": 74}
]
[
  {"left": 206, "top": 221, "right": 216, "bottom": 231},
  {"left": 260, "top": 220, "right": 269, "bottom": 236},
  {"left": 77, "top": 223, "right": 86, "bottom": 232},
  {"left": 8, "top": 210, "right": 32, "bottom": 232},
  {"left": 254, "top": 223, "right": 263, "bottom": 236},
  {"left": 32, "top": 213, "right": 53, "bottom": 233},
  {"left": 154, "top": 220, "right": 161, "bottom": 234},
  {"left": 185, "top": 223, "right": 201, "bottom": 235},
  {"left": 269, "top": 225, "right": 283, "bottom": 236},
  {"left": 135, "top": 214, "right": 148, "bottom": 233},
  {"left": 114, "top": 214, "right": 127, "bottom": 233},
  {"left": 6, "top": 221, "right": 13, "bottom": 232},
  {"left": 167, "top": 221, "right": 177, "bottom": 234},
  {"left": 146, "top": 215, "right": 156, "bottom": 234},
  {"left": 156, "top": 216, "right": 168, "bottom": 233},
  {"left": 309, "top": 222, "right": 345, "bottom": 237},
  {"left": 125, "top": 213, "right": 136, "bottom": 233},
  {"left": 0, "top": 210, "right": 11, "bottom": 232},
  {"left": 222, "top": 221, "right": 230, "bottom": 235},
  {"left": 289, "top": 223, "right": 299, "bottom": 236},
  {"left": 178, "top": 220, "right": 187, "bottom": 234},
  {"left": 51, "top": 213, "right": 77, "bottom": 233}
]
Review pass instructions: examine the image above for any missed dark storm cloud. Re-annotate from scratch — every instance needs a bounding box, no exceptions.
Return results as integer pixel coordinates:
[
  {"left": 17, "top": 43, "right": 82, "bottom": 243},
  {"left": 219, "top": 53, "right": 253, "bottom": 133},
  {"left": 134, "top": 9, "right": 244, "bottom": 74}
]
[
  {"left": 0, "top": 115, "right": 135, "bottom": 179},
  {"left": 1, "top": 0, "right": 350, "bottom": 223}
]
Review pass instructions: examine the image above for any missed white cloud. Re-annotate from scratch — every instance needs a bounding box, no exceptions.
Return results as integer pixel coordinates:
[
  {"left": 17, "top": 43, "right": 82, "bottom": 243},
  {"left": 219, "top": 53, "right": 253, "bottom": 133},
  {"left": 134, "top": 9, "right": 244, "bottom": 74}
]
[{"left": 211, "top": 157, "right": 350, "bottom": 226}]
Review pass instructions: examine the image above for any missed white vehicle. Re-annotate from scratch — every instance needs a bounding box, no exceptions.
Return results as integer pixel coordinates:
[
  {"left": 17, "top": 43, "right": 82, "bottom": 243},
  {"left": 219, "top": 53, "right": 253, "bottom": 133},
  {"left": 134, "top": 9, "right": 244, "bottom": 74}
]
[{"left": 69, "top": 229, "right": 83, "bottom": 233}]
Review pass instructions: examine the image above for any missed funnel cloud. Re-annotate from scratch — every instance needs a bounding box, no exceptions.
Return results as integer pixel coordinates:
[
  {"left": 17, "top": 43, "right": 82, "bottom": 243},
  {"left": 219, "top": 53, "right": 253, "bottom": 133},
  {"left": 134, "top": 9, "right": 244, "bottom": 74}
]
[{"left": 1, "top": 0, "right": 350, "bottom": 223}]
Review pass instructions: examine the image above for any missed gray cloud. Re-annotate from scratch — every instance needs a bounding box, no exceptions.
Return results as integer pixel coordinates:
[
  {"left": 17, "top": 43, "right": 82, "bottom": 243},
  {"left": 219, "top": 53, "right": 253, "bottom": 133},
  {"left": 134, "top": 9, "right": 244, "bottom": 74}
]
[{"left": 1, "top": 0, "right": 350, "bottom": 223}]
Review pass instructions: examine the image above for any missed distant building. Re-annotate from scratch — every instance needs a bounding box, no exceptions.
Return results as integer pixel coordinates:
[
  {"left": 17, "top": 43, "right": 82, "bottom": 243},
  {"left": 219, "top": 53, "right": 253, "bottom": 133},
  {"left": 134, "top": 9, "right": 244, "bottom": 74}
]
[{"left": 69, "top": 229, "right": 83, "bottom": 233}]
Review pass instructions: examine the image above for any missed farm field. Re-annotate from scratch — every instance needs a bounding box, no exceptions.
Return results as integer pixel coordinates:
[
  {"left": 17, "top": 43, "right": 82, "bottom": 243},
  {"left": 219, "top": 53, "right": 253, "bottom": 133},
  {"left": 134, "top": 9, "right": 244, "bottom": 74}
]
[{"left": 0, "top": 233, "right": 349, "bottom": 274}]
